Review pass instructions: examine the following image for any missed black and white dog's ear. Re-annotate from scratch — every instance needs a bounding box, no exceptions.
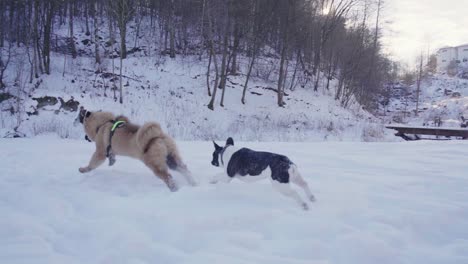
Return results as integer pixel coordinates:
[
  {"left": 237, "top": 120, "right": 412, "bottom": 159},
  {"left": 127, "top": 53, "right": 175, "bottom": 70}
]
[
  {"left": 213, "top": 141, "right": 222, "bottom": 150},
  {"left": 226, "top": 137, "right": 234, "bottom": 146}
]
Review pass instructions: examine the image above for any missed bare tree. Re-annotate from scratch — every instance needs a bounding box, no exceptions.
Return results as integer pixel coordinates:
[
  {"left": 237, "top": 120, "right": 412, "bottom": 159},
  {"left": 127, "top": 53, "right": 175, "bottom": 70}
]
[
  {"left": 43, "top": 0, "right": 56, "bottom": 74},
  {"left": 169, "top": 0, "right": 176, "bottom": 58},
  {"left": 69, "top": 0, "right": 77, "bottom": 59},
  {"left": 109, "top": 0, "right": 134, "bottom": 60},
  {"left": 218, "top": 1, "right": 231, "bottom": 108},
  {"left": 93, "top": 1, "right": 101, "bottom": 65},
  {"left": 0, "top": 42, "right": 13, "bottom": 89},
  {"left": 109, "top": 0, "right": 134, "bottom": 104},
  {"left": 206, "top": 2, "right": 220, "bottom": 111},
  {"left": 415, "top": 53, "right": 423, "bottom": 116}
]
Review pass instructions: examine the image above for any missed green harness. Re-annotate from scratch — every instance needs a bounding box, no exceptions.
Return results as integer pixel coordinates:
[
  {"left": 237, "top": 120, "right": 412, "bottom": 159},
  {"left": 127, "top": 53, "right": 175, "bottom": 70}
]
[{"left": 106, "top": 120, "right": 126, "bottom": 159}]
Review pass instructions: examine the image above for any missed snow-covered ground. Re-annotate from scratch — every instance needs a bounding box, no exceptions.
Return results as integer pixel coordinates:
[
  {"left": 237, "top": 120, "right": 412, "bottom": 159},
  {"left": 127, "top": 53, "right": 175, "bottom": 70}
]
[{"left": 1, "top": 136, "right": 467, "bottom": 264}]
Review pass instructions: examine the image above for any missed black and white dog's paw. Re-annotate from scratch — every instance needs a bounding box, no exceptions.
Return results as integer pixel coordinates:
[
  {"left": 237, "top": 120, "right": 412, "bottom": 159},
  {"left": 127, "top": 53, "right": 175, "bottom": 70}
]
[
  {"left": 309, "top": 195, "right": 316, "bottom": 202},
  {"left": 209, "top": 178, "right": 218, "bottom": 184},
  {"left": 301, "top": 203, "right": 309, "bottom": 210},
  {"left": 190, "top": 180, "right": 198, "bottom": 186}
]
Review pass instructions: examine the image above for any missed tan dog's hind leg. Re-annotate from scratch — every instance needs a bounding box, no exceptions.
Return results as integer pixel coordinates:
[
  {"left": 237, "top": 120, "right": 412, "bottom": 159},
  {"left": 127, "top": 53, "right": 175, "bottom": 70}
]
[
  {"left": 145, "top": 161, "right": 178, "bottom": 191},
  {"left": 143, "top": 142, "right": 179, "bottom": 192},
  {"left": 173, "top": 158, "right": 197, "bottom": 186},
  {"left": 79, "top": 151, "right": 106, "bottom": 173}
]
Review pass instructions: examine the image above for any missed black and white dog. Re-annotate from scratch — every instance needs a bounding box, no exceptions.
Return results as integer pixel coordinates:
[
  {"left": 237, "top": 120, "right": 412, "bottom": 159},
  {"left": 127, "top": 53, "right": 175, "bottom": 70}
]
[{"left": 211, "top": 138, "right": 315, "bottom": 210}]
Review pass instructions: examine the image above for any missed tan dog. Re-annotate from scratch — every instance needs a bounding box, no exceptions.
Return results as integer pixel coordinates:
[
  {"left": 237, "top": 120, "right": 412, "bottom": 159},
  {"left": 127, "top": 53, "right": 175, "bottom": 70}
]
[{"left": 74, "top": 106, "right": 196, "bottom": 191}]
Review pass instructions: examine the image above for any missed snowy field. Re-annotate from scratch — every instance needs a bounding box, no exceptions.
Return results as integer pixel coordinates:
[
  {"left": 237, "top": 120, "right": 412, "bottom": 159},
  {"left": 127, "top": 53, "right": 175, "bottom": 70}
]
[{"left": 1, "top": 136, "right": 468, "bottom": 264}]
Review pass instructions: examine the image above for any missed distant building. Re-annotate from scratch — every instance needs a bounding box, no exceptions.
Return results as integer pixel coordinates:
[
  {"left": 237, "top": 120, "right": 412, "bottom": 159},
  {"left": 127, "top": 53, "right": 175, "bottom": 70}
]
[{"left": 436, "top": 44, "right": 468, "bottom": 72}]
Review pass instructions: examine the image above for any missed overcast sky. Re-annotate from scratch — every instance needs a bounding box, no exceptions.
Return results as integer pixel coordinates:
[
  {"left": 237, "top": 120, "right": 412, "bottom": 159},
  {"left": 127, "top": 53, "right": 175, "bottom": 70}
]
[{"left": 380, "top": 0, "right": 468, "bottom": 66}]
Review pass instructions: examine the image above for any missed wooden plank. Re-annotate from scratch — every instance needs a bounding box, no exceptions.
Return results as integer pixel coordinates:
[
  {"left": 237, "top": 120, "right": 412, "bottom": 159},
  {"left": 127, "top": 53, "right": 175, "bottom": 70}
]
[{"left": 385, "top": 125, "right": 468, "bottom": 139}]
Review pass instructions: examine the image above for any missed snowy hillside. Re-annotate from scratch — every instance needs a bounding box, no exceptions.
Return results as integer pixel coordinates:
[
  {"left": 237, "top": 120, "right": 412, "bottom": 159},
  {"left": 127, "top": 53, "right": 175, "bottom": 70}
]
[
  {"left": 384, "top": 73, "right": 468, "bottom": 128},
  {"left": 0, "top": 54, "right": 386, "bottom": 142},
  {"left": 1, "top": 136, "right": 467, "bottom": 263},
  {"left": 0, "top": 16, "right": 389, "bottom": 142}
]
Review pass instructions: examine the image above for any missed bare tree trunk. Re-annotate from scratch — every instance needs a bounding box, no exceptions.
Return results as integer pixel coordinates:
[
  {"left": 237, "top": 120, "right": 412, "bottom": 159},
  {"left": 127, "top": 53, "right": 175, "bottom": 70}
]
[
  {"left": 0, "top": 42, "right": 12, "bottom": 89},
  {"left": 169, "top": 0, "right": 176, "bottom": 58},
  {"left": 119, "top": 55, "right": 123, "bottom": 104},
  {"left": 26, "top": 39, "right": 34, "bottom": 84},
  {"left": 241, "top": 0, "right": 259, "bottom": 104},
  {"left": 119, "top": 25, "right": 127, "bottom": 59},
  {"left": 206, "top": 49, "right": 212, "bottom": 96},
  {"left": 230, "top": 22, "right": 240, "bottom": 75},
  {"left": 69, "top": 1, "right": 77, "bottom": 59},
  {"left": 164, "top": 23, "right": 168, "bottom": 51},
  {"left": 109, "top": 15, "right": 117, "bottom": 101},
  {"left": 133, "top": 3, "right": 142, "bottom": 49},
  {"left": 43, "top": 1, "right": 55, "bottom": 75},
  {"left": 241, "top": 51, "right": 257, "bottom": 104},
  {"left": 94, "top": 1, "right": 101, "bottom": 65},
  {"left": 219, "top": 2, "right": 231, "bottom": 108},
  {"left": 314, "top": 66, "right": 321, "bottom": 91},
  {"left": 199, "top": 0, "right": 206, "bottom": 60},
  {"left": 32, "top": 0, "right": 39, "bottom": 77},
  {"left": 219, "top": 39, "right": 229, "bottom": 107},
  {"left": 325, "top": 48, "right": 336, "bottom": 90},
  {"left": 277, "top": 44, "right": 287, "bottom": 107},
  {"left": 0, "top": 0, "right": 4, "bottom": 48},
  {"left": 313, "top": 40, "right": 322, "bottom": 91},
  {"left": 85, "top": 1, "right": 90, "bottom": 35},
  {"left": 289, "top": 54, "right": 299, "bottom": 91},
  {"left": 207, "top": 10, "right": 219, "bottom": 111},
  {"left": 415, "top": 53, "right": 423, "bottom": 116},
  {"left": 370, "top": 0, "right": 381, "bottom": 70}
]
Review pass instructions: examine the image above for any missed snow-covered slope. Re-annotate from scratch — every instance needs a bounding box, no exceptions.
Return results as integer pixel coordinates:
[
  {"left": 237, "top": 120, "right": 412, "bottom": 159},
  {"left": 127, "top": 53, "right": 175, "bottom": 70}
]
[
  {"left": 385, "top": 73, "right": 468, "bottom": 128},
  {"left": 0, "top": 18, "right": 389, "bottom": 142},
  {"left": 0, "top": 53, "right": 388, "bottom": 141},
  {"left": 1, "top": 136, "right": 467, "bottom": 263}
]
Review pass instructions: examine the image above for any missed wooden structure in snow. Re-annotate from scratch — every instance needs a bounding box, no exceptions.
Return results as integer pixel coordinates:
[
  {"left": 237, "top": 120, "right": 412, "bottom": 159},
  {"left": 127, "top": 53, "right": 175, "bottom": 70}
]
[{"left": 386, "top": 125, "right": 468, "bottom": 141}]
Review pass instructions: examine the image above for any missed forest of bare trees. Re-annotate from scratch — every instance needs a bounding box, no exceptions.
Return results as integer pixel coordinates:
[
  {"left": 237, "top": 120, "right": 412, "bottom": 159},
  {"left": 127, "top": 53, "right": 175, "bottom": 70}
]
[{"left": 0, "top": 0, "right": 393, "bottom": 111}]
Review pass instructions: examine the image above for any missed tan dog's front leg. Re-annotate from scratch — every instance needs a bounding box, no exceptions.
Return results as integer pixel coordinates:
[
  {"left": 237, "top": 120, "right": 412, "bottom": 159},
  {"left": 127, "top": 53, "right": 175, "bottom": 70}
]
[{"left": 79, "top": 151, "right": 106, "bottom": 173}]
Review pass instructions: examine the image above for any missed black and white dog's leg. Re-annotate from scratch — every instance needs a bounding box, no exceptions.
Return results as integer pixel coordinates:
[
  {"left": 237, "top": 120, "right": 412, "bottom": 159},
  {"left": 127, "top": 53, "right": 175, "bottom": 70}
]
[
  {"left": 210, "top": 173, "right": 233, "bottom": 184},
  {"left": 289, "top": 165, "right": 315, "bottom": 202},
  {"left": 271, "top": 179, "right": 309, "bottom": 210}
]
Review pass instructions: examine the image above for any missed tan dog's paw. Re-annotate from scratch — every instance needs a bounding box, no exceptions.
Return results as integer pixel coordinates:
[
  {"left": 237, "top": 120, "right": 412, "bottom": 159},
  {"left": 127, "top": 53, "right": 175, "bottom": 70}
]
[{"left": 79, "top": 167, "right": 90, "bottom": 173}]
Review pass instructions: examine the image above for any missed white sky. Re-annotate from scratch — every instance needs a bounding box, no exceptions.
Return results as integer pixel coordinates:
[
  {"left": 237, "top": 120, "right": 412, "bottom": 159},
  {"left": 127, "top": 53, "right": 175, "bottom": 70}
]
[{"left": 381, "top": 0, "right": 468, "bottom": 66}]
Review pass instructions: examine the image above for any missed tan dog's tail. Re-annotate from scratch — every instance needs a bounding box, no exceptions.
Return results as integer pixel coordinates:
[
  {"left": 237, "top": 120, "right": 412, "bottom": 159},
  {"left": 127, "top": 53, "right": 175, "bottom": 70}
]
[{"left": 136, "top": 122, "right": 165, "bottom": 152}]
